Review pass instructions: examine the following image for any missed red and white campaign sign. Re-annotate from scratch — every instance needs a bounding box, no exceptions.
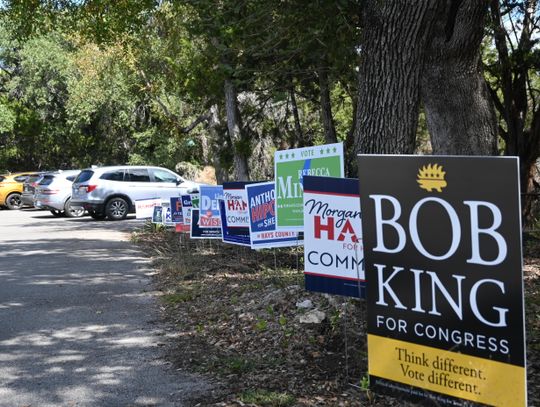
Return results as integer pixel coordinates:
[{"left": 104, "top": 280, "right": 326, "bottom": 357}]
[
  {"left": 303, "top": 176, "right": 365, "bottom": 298},
  {"left": 135, "top": 198, "right": 162, "bottom": 219},
  {"left": 223, "top": 183, "right": 250, "bottom": 228}
]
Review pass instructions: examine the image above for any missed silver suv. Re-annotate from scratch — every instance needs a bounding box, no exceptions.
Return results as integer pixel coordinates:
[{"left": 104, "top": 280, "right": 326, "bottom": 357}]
[
  {"left": 71, "top": 165, "right": 201, "bottom": 221},
  {"left": 34, "top": 170, "right": 84, "bottom": 217}
]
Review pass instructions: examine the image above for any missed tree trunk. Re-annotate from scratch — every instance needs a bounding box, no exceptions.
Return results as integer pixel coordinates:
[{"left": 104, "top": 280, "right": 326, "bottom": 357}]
[
  {"left": 488, "top": 0, "right": 539, "bottom": 226},
  {"left": 354, "top": 1, "right": 439, "bottom": 154},
  {"left": 207, "top": 104, "right": 229, "bottom": 184},
  {"left": 289, "top": 85, "right": 305, "bottom": 147},
  {"left": 489, "top": 0, "right": 525, "bottom": 157},
  {"left": 345, "top": 94, "right": 358, "bottom": 177},
  {"left": 318, "top": 64, "right": 337, "bottom": 144},
  {"left": 516, "top": 110, "right": 540, "bottom": 227},
  {"left": 224, "top": 78, "right": 250, "bottom": 181},
  {"left": 200, "top": 105, "right": 220, "bottom": 166},
  {"left": 421, "top": 0, "right": 498, "bottom": 155}
]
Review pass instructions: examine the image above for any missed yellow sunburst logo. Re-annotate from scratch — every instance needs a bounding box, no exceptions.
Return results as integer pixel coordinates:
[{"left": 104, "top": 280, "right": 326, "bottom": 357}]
[{"left": 417, "top": 163, "right": 447, "bottom": 192}]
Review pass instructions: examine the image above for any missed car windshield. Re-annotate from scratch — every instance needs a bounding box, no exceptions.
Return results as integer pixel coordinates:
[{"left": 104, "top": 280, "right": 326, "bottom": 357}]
[
  {"left": 152, "top": 168, "right": 178, "bottom": 183},
  {"left": 74, "top": 170, "right": 94, "bottom": 183}
]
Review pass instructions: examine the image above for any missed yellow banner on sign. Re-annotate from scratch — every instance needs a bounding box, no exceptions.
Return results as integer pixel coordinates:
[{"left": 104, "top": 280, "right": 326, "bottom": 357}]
[{"left": 368, "top": 334, "right": 526, "bottom": 406}]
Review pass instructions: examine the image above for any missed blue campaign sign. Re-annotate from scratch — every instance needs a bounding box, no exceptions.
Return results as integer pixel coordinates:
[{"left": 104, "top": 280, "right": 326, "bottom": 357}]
[
  {"left": 190, "top": 209, "right": 222, "bottom": 239},
  {"left": 245, "top": 181, "right": 300, "bottom": 250},
  {"left": 170, "top": 197, "right": 183, "bottom": 224},
  {"left": 163, "top": 206, "right": 173, "bottom": 226},
  {"left": 221, "top": 181, "right": 258, "bottom": 246},
  {"left": 199, "top": 186, "right": 223, "bottom": 228},
  {"left": 152, "top": 206, "right": 163, "bottom": 224},
  {"left": 174, "top": 195, "right": 192, "bottom": 233},
  {"left": 181, "top": 195, "right": 193, "bottom": 224},
  {"left": 303, "top": 176, "right": 365, "bottom": 298},
  {"left": 181, "top": 194, "right": 192, "bottom": 207},
  {"left": 219, "top": 199, "right": 250, "bottom": 246}
]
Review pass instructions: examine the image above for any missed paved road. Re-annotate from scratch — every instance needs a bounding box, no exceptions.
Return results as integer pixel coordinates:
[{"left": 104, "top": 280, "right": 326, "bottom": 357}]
[{"left": 0, "top": 209, "right": 212, "bottom": 407}]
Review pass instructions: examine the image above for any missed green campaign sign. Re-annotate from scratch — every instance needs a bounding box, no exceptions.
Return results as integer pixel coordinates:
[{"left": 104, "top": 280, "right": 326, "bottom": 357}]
[{"left": 275, "top": 142, "right": 344, "bottom": 231}]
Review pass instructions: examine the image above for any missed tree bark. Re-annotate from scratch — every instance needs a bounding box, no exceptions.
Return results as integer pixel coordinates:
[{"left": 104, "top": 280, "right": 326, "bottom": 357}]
[
  {"left": 354, "top": 0, "right": 499, "bottom": 159},
  {"left": 224, "top": 78, "right": 250, "bottom": 181},
  {"left": 318, "top": 64, "right": 337, "bottom": 144},
  {"left": 354, "top": 1, "right": 439, "bottom": 154},
  {"left": 421, "top": 0, "right": 498, "bottom": 155}
]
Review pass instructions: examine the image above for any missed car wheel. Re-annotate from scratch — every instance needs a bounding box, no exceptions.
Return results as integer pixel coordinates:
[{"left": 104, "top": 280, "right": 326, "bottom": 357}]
[
  {"left": 50, "top": 209, "right": 64, "bottom": 217},
  {"left": 5, "top": 193, "right": 23, "bottom": 210},
  {"left": 64, "top": 198, "right": 85, "bottom": 218},
  {"left": 105, "top": 197, "right": 128, "bottom": 221},
  {"left": 88, "top": 210, "right": 106, "bottom": 220}
]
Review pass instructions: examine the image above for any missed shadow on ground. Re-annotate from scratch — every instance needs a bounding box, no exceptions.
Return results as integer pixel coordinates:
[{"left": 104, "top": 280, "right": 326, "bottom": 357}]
[{"left": 0, "top": 230, "right": 213, "bottom": 406}]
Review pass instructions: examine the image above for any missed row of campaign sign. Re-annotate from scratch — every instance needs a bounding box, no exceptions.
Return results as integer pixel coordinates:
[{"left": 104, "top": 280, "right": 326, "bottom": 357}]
[
  {"left": 135, "top": 143, "right": 526, "bottom": 407},
  {"left": 138, "top": 177, "right": 364, "bottom": 297},
  {"left": 135, "top": 182, "right": 300, "bottom": 248}
]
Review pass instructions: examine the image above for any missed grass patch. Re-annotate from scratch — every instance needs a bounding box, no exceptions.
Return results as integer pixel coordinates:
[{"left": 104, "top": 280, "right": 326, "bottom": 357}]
[
  {"left": 162, "top": 291, "right": 196, "bottom": 304},
  {"left": 239, "top": 389, "right": 296, "bottom": 406},
  {"left": 259, "top": 265, "right": 304, "bottom": 288},
  {"left": 221, "top": 356, "right": 256, "bottom": 374},
  {"left": 203, "top": 355, "right": 259, "bottom": 376}
]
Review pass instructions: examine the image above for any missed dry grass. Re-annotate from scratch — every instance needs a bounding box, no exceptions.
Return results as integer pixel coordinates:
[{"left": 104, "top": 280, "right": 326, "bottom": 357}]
[{"left": 134, "top": 226, "right": 540, "bottom": 407}]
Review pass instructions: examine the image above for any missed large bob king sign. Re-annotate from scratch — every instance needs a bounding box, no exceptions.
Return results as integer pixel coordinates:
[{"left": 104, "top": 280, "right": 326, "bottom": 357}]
[{"left": 357, "top": 155, "right": 526, "bottom": 407}]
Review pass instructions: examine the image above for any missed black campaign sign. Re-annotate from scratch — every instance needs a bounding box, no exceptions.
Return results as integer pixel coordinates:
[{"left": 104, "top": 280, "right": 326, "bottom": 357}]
[{"left": 357, "top": 155, "right": 526, "bottom": 407}]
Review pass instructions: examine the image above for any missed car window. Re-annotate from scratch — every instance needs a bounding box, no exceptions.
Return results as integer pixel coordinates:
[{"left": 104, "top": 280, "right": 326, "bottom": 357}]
[
  {"left": 0, "top": 176, "right": 5, "bottom": 183},
  {"left": 125, "top": 168, "right": 151, "bottom": 182},
  {"left": 39, "top": 175, "right": 55, "bottom": 186},
  {"left": 152, "top": 168, "right": 178, "bottom": 183},
  {"left": 25, "top": 175, "right": 41, "bottom": 184},
  {"left": 100, "top": 170, "right": 124, "bottom": 181},
  {"left": 74, "top": 170, "right": 94, "bottom": 183},
  {"left": 14, "top": 175, "right": 29, "bottom": 183},
  {"left": 66, "top": 175, "right": 77, "bottom": 182}
]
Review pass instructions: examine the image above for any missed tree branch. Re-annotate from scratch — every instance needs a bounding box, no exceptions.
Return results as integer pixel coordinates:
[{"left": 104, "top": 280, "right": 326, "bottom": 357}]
[
  {"left": 180, "top": 113, "right": 211, "bottom": 134},
  {"left": 487, "top": 82, "right": 506, "bottom": 117}
]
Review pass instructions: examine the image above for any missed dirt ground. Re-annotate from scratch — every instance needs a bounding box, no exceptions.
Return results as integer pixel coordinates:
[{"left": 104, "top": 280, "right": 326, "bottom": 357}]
[{"left": 133, "top": 226, "right": 540, "bottom": 407}]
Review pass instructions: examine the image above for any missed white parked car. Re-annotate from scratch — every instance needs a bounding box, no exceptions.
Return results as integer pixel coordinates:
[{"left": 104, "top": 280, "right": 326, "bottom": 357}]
[
  {"left": 71, "top": 165, "right": 202, "bottom": 221},
  {"left": 34, "top": 170, "right": 84, "bottom": 217}
]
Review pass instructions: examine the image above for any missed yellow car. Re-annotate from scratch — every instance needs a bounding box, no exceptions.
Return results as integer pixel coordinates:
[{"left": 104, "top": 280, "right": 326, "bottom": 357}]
[{"left": 0, "top": 172, "right": 38, "bottom": 209}]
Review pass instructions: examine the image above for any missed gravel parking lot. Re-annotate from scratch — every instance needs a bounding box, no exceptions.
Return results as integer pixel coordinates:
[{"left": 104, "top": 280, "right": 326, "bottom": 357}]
[{"left": 0, "top": 209, "right": 212, "bottom": 407}]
